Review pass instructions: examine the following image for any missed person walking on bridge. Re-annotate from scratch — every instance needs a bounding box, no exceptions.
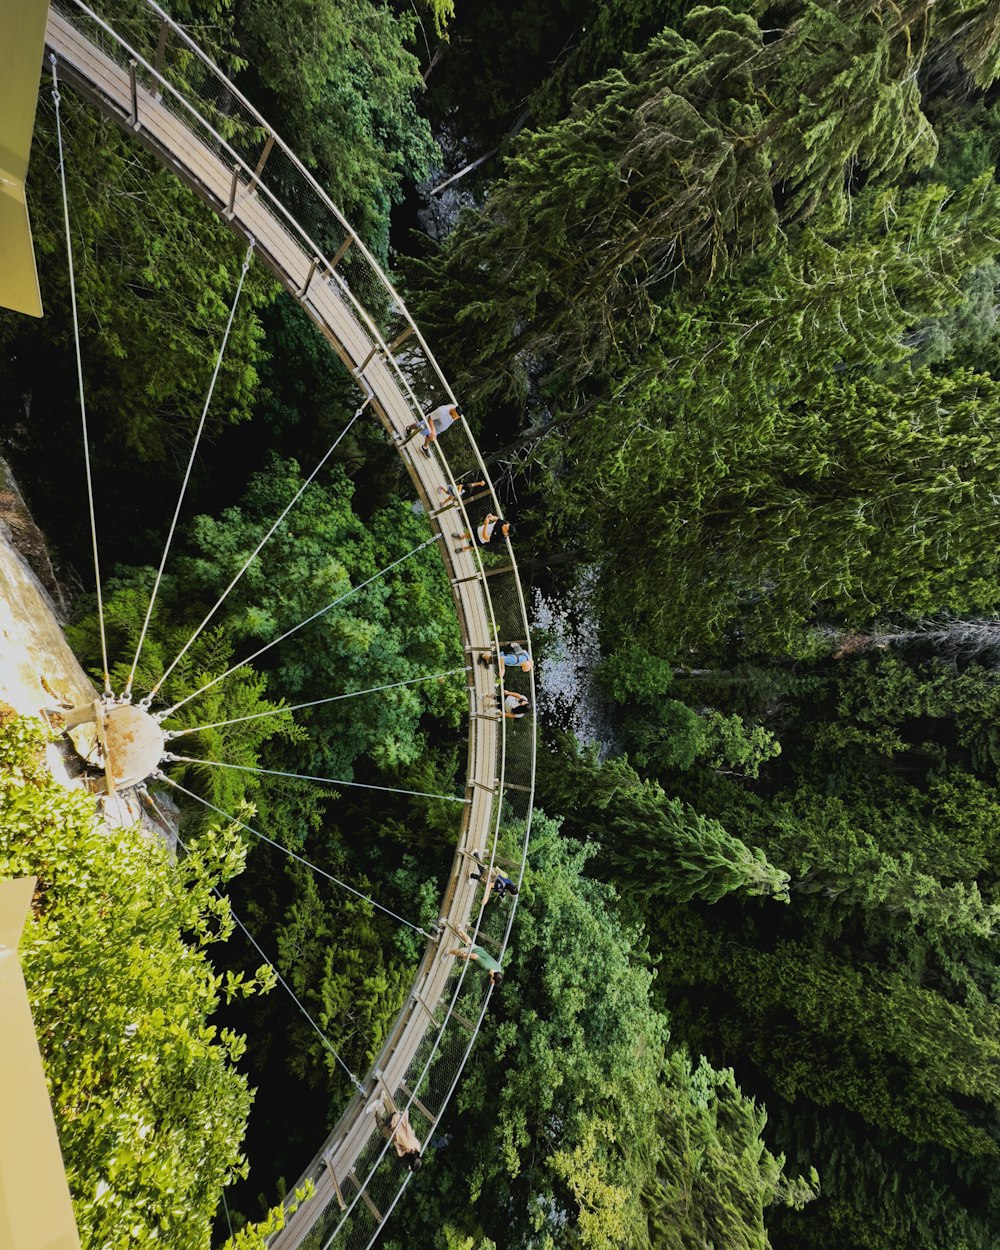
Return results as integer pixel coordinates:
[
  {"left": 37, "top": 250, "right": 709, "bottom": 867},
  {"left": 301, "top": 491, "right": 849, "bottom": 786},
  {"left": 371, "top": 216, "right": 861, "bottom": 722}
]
[
  {"left": 438, "top": 477, "right": 486, "bottom": 508},
  {"left": 406, "top": 402, "right": 463, "bottom": 457},
  {"left": 483, "top": 688, "right": 532, "bottom": 719},
  {"left": 469, "top": 850, "right": 519, "bottom": 904},
  {"left": 454, "top": 513, "right": 511, "bottom": 552},
  {"left": 447, "top": 924, "right": 504, "bottom": 987},
  {"left": 369, "top": 1097, "right": 423, "bottom": 1172},
  {"left": 479, "top": 642, "right": 532, "bottom": 672}
]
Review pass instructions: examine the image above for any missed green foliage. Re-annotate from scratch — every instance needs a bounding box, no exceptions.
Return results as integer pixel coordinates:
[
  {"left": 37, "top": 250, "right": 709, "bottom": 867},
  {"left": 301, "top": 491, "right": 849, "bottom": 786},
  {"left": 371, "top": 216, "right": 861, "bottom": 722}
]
[
  {"left": 772, "top": 1114, "right": 995, "bottom": 1250},
  {"left": 533, "top": 174, "right": 1000, "bottom": 652},
  {"left": 926, "top": 0, "right": 1000, "bottom": 89},
  {"left": 756, "top": 0, "right": 939, "bottom": 224},
  {"left": 420, "top": 0, "right": 456, "bottom": 39},
  {"left": 831, "top": 652, "right": 1000, "bottom": 782},
  {"left": 4, "top": 93, "right": 274, "bottom": 465},
  {"left": 599, "top": 646, "right": 780, "bottom": 776},
  {"left": 249, "top": 298, "right": 360, "bottom": 444},
  {"left": 410, "top": 11, "right": 775, "bottom": 400},
  {"left": 179, "top": 455, "right": 464, "bottom": 777},
  {"left": 410, "top": 1, "right": 978, "bottom": 403},
  {"left": 417, "top": 0, "right": 611, "bottom": 147},
  {"left": 924, "top": 97, "right": 1000, "bottom": 191},
  {"left": 0, "top": 710, "right": 277, "bottom": 1249},
  {"left": 628, "top": 634, "right": 1000, "bottom": 1246},
  {"left": 273, "top": 867, "right": 414, "bottom": 1095},
  {"left": 660, "top": 909, "right": 1000, "bottom": 1158},
  {"left": 392, "top": 815, "right": 808, "bottom": 1248},
  {"left": 236, "top": 0, "right": 437, "bottom": 261},
  {"left": 627, "top": 700, "right": 710, "bottom": 773},
  {"left": 539, "top": 743, "right": 790, "bottom": 905},
  {"left": 643, "top": 1052, "right": 819, "bottom": 1250},
  {"left": 910, "top": 262, "right": 1000, "bottom": 373},
  {"left": 392, "top": 815, "right": 666, "bottom": 1247},
  {"left": 755, "top": 783, "right": 1000, "bottom": 939},
  {"left": 598, "top": 642, "right": 675, "bottom": 703},
  {"left": 630, "top": 701, "right": 781, "bottom": 777},
  {"left": 667, "top": 662, "right": 824, "bottom": 725},
  {"left": 697, "top": 710, "right": 781, "bottom": 780},
  {"left": 529, "top": 0, "right": 695, "bottom": 125}
]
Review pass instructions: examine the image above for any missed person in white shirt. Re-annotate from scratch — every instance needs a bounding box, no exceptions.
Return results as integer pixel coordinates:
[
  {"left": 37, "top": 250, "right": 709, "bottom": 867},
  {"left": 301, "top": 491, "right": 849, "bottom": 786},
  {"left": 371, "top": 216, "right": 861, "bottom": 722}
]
[
  {"left": 454, "top": 513, "right": 512, "bottom": 551},
  {"left": 405, "top": 402, "right": 463, "bottom": 457}
]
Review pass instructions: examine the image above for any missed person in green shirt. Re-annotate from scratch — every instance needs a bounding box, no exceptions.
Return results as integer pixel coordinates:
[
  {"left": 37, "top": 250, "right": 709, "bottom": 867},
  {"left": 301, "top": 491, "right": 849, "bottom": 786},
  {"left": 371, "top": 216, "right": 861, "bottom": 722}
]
[{"left": 447, "top": 924, "right": 504, "bottom": 987}]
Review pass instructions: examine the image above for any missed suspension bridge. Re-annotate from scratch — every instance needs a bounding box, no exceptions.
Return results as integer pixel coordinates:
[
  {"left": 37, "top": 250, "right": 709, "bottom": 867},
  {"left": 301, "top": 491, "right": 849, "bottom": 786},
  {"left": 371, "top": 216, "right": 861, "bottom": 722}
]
[{"left": 30, "top": 2, "right": 536, "bottom": 1247}]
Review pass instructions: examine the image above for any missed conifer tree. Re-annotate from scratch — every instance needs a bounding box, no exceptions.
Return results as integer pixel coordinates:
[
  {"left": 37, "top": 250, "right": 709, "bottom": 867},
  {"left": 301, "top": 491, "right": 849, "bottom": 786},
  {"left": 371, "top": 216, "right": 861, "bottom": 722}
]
[
  {"left": 409, "top": 1, "right": 971, "bottom": 402},
  {"left": 658, "top": 910, "right": 1000, "bottom": 1159},
  {"left": 539, "top": 741, "right": 790, "bottom": 904}
]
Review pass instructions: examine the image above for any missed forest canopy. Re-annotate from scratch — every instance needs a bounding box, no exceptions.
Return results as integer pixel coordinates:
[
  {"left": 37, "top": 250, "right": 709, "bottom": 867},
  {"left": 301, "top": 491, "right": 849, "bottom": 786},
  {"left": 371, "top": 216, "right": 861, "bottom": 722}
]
[{"left": 4, "top": 0, "right": 1000, "bottom": 1248}]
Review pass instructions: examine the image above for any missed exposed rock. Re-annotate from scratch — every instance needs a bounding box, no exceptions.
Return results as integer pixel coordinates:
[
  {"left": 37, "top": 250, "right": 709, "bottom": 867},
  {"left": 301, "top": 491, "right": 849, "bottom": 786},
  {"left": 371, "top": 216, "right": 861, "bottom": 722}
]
[
  {"left": 0, "top": 472, "right": 176, "bottom": 846},
  {"left": 0, "top": 456, "right": 72, "bottom": 618},
  {"left": 0, "top": 511, "right": 94, "bottom": 722}
]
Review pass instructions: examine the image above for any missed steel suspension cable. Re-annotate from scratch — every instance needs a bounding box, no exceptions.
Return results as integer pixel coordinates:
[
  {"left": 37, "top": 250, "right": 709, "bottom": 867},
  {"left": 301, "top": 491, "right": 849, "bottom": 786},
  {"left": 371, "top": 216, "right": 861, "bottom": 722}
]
[
  {"left": 159, "top": 535, "right": 441, "bottom": 718},
  {"left": 224, "top": 892, "right": 365, "bottom": 1093},
  {"left": 162, "top": 755, "right": 468, "bottom": 803},
  {"left": 157, "top": 774, "right": 433, "bottom": 936},
  {"left": 141, "top": 788, "right": 365, "bottom": 1095},
  {"left": 221, "top": 1192, "right": 234, "bottom": 1243},
  {"left": 162, "top": 666, "right": 471, "bottom": 738},
  {"left": 51, "top": 57, "right": 111, "bottom": 696},
  {"left": 146, "top": 394, "right": 373, "bottom": 703},
  {"left": 124, "top": 237, "right": 257, "bottom": 699}
]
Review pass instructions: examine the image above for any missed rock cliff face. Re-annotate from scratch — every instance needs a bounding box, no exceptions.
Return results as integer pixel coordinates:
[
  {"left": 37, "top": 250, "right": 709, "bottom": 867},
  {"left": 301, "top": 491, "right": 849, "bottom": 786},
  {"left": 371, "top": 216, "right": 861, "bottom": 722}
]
[
  {"left": 0, "top": 463, "right": 176, "bottom": 839},
  {"left": 0, "top": 503, "right": 105, "bottom": 798},
  {"left": 0, "top": 487, "right": 94, "bottom": 721}
]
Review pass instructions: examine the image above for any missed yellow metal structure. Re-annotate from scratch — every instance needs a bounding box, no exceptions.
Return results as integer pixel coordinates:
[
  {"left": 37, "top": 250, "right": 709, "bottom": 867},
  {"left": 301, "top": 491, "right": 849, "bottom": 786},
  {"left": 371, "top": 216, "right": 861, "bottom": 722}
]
[
  {"left": 0, "top": 0, "right": 50, "bottom": 317},
  {"left": 0, "top": 876, "right": 81, "bottom": 1250}
]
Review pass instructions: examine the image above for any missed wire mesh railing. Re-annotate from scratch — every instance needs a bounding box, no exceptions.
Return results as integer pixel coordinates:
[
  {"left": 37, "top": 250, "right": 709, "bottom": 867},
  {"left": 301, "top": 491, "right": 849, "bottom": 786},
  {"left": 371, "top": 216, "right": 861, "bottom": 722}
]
[{"left": 44, "top": 2, "right": 536, "bottom": 1247}]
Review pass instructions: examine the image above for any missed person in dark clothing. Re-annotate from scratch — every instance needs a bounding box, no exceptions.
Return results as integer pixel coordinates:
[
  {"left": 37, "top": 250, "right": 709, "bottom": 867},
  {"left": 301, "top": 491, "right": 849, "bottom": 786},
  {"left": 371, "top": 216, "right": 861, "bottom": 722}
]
[
  {"left": 469, "top": 850, "right": 519, "bottom": 903},
  {"left": 454, "top": 514, "right": 511, "bottom": 551}
]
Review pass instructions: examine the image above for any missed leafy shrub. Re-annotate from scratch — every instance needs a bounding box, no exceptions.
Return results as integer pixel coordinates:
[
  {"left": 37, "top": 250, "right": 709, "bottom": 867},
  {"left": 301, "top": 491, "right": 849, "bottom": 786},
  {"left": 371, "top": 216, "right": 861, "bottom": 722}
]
[{"left": 0, "top": 708, "right": 287, "bottom": 1249}]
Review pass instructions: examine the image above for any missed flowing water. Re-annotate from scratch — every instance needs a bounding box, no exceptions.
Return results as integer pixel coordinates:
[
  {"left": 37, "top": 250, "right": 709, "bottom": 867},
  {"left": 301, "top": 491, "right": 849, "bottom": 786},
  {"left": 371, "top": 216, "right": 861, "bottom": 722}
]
[{"left": 531, "top": 571, "right": 621, "bottom": 757}]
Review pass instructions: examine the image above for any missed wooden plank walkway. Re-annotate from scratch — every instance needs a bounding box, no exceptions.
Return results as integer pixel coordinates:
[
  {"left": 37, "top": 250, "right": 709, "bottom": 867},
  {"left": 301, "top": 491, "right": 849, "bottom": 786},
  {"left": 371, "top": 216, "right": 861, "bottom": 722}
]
[{"left": 44, "top": 6, "right": 534, "bottom": 1249}]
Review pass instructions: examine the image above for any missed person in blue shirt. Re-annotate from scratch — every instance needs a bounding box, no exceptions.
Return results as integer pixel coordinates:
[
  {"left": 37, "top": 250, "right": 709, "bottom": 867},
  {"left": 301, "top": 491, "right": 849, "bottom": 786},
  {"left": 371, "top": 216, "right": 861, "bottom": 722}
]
[{"left": 479, "top": 642, "right": 532, "bottom": 672}]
